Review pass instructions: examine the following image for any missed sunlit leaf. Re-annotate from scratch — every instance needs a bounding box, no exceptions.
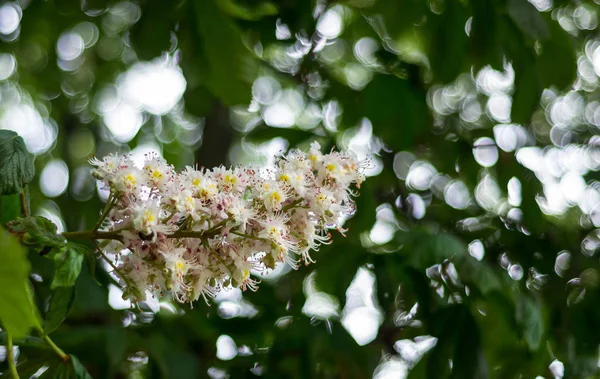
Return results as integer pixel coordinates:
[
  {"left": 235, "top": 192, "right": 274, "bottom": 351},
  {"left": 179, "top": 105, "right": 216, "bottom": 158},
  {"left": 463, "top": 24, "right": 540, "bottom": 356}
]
[
  {"left": 6, "top": 216, "right": 66, "bottom": 252},
  {"left": 218, "top": 0, "right": 278, "bottom": 20},
  {"left": 0, "top": 227, "right": 40, "bottom": 338},
  {"left": 51, "top": 245, "right": 85, "bottom": 289}
]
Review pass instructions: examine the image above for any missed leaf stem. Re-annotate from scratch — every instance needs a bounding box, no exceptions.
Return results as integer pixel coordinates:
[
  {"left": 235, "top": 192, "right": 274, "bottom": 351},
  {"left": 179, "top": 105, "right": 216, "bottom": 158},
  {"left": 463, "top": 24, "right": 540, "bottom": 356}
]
[
  {"left": 6, "top": 332, "right": 19, "bottom": 379},
  {"left": 36, "top": 328, "right": 69, "bottom": 362},
  {"left": 20, "top": 188, "right": 29, "bottom": 217}
]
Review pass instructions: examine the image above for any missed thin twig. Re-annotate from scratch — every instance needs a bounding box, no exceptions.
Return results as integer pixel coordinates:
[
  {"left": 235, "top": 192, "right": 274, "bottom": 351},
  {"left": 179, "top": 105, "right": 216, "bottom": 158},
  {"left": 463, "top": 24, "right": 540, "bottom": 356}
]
[
  {"left": 94, "top": 193, "right": 116, "bottom": 230},
  {"left": 231, "top": 230, "right": 268, "bottom": 242},
  {"left": 95, "top": 243, "right": 136, "bottom": 290},
  {"left": 62, "top": 227, "right": 227, "bottom": 242},
  {"left": 201, "top": 239, "right": 231, "bottom": 274}
]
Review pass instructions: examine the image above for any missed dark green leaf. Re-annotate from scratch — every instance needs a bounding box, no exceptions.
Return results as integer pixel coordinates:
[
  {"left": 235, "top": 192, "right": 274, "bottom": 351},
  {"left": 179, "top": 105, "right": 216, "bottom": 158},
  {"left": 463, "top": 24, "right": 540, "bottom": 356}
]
[
  {"left": 507, "top": 0, "right": 549, "bottom": 40},
  {"left": 535, "top": 18, "right": 576, "bottom": 90},
  {"left": 192, "top": 0, "right": 258, "bottom": 106},
  {"left": 44, "top": 287, "right": 76, "bottom": 334},
  {"left": 405, "top": 230, "right": 467, "bottom": 270},
  {"left": 129, "top": 1, "right": 175, "bottom": 60},
  {"left": 14, "top": 350, "right": 57, "bottom": 378},
  {"left": 360, "top": 74, "right": 430, "bottom": 151},
  {"left": 428, "top": 1, "right": 469, "bottom": 83},
  {"left": 39, "top": 355, "right": 92, "bottom": 379},
  {"left": 415, "top": 305, "right": 487, "bottom": 378},
  {"left": 0, "top": 130, "right": 35, "bottom": 196},
  {"left": 51, "top": 245, "right": 85, "bottom": 289},
  {"left": 470, "top": 0, "right": 503, "bottom": 70},
  {"left": 0, "top": 227, "right": 40, "bottom": 338},
  {"left": 511, "top": 50, "right": 539, "bottom": 124},
  {"left": 80, "top": 244, "right": 99, "bottom": 285},
  {"left": 0, "top": 193, "right": 21, "bottom": 225},
  {"left": 70, "top": 354, "right": 93, "bottom": 379}
]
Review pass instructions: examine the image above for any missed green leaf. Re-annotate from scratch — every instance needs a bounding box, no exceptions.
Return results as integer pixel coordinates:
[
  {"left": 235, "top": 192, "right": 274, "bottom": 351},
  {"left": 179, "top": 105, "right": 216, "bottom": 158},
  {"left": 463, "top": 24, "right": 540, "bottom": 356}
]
[
  {"left": 80, "top": 244, "right": 99, "bottom": 285},
  {"left": 70, "top": 354, "right": 93, "bottom": 379},
  {"left": 129, "top": 1, "right": 174, "bottom": 60},
  {"left": 39, "top": 355, "right": 92, "bottom": 379},
  {"left": 360, "top": 74, "right": 430, "bottom": 151},
  {"left": 0, "top": 130, "right": 35, "bottom": 196},
  {"left": 6, "top": 216, "right": 66, "bottom": 252},
  {"left": 428, "top": 1, "right": 469, "bottom": 83},
  {"left": 414, "top": 305, "right": 488, "bottom": 378},
  {"left": 0, "top": 227, "right": 40, "bottom": 338},
  {"left": 535, "top": 18, "right": 576, "bottom": 90},
  {"left": 218, "top": 0, "right": 278, "bottom": 20},
  {"left": 44, "top": 287, "right": 76, "bottom": 334},
  {"left": 51, "top": 245, "right": 85, "bottom": 289},
  {"left": 14, "top": 350, "right": 57, "bottom": 378},
  {"left": 0, "top": 332, "right": 46, "bottom": 348},
  {"left": 192, "top": 0, "right": 258, "bottom": 106},
  {"left": 315, "top": 242, "right": 365, "bottom": 301},
  {"left": 405, "top": 230, "right": 467, "bottom": 270},
  {"left": 516, "top": 295, "right": 544, "bottom": 351},
  {"left": 469, "top": 0, "right": 503, "bottom": 70},
  {"left": 507, "top": 0, "right": 549, "bottom": 41},
  {"left": 511, "top": 50, "right": 539, "bottom": 124},
  {"left": 0, "top": 193, "right": 21, "bottom": 225}
]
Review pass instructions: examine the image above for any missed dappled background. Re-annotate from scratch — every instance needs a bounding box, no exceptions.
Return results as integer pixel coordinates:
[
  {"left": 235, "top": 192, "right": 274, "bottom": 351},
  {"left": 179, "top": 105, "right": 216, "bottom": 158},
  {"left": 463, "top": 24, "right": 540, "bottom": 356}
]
[{"left": 1, "top": 0, "right": 600, "bottom": 377}]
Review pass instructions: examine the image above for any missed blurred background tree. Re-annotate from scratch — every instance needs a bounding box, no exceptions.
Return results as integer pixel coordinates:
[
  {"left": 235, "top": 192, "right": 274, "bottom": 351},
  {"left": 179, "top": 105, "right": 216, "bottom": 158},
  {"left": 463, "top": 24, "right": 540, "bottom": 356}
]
[{"left": 0, "top": 0, "right": 599, "bottom": 377}]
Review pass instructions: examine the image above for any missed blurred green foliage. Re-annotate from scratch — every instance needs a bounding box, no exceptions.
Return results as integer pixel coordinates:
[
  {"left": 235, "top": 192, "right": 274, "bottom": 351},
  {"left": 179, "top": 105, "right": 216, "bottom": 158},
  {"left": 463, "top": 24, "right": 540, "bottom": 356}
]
[{"left": 1, "top": 0, "right": 600, "bottom": 377}]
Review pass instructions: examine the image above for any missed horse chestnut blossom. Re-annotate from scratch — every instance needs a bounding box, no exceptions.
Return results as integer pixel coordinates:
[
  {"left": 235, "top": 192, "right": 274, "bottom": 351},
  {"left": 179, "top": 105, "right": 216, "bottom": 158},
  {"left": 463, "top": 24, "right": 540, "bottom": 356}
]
[{"left": 87, "top": 142, "right": 366, "bottom": 304}]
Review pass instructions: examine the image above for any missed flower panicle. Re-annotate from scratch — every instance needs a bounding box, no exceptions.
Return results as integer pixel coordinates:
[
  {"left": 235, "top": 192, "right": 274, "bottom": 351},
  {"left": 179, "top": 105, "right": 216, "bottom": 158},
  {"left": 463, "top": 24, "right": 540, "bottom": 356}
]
[{"left": 90, "top": 142, "right": 365, "bottom": 304}]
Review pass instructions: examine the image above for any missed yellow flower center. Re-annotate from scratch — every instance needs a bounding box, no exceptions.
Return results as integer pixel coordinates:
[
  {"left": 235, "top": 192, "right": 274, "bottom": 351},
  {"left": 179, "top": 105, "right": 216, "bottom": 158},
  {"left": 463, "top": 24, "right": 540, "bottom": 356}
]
[
  {"left": 176, "top": 261, "right": 185, "bottom": 271},
  {"left": 279, "top": 174, "right": 290, "bottom": 183},
  {"left": 326, "top": 163, "right": 336, "bottom": 172},
  {"left": 152, "top": 170, "right": 163, "bottom": 180},
  {"left": 144, "top": 210, "right": 155, "bottom": 223},
  {"left": 271, "top": 191, "right": 282, "bottom": 203},
  {"left": 192, "top": 178, "right": 201, "bottom": 187},
  {"left": 124, "top": 174, "right": 137, "bottom": 186},
  {"left": 224, "top": 174, "right": 237, "bottom": 184},
  {"left": 309, "top": 154, "right": 318, "bottom": 162}
]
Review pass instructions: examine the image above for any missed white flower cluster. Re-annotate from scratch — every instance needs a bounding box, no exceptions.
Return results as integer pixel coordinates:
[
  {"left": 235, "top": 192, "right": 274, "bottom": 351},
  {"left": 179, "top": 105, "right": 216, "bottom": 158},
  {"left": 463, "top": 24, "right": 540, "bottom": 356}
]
[{"left": 89, "top": 142, "right": 366, "bottom": 304}]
